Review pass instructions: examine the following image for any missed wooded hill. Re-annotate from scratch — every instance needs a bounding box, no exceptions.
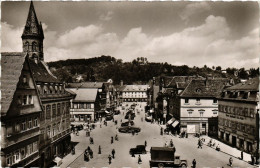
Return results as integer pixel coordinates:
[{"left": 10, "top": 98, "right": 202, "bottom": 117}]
[{"left": 47, "top": 55, "right": 259, "bottom": 84}]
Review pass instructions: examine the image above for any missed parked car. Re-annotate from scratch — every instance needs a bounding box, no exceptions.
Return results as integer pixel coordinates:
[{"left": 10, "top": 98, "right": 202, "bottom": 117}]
[
  {"left": 114, "top": 110, "right": 120, "bottom": 115},
  {"left": 145, "top": 116, "right": 152, "bottom": 122},
  {"left": 118, "top": 126, "right": 141, "bottom": 133},
  {"left": 130, "top": 145, "right": 146, "bottom": 155},
  {"left": 121, "top": 121, "right": 134, "bottom": 127},
  {"left": 106, "top": 115, "right": 113, "bottom": 121}
]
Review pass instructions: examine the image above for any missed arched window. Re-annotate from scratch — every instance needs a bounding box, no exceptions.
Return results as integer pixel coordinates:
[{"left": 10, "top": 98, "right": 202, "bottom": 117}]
[
  {"left": 25, "top": 41, "right": 29, "bottom": 51},
  {"left": 32, "top": 42, "right": 37, "bottom": 51}
]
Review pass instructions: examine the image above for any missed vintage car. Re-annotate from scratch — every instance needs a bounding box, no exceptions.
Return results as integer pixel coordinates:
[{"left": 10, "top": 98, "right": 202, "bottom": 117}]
[
  {"left": 105, "top": 114, "right": 113, "bottom": 121},
  {"left": 121, "top": 121, "right": 135, "bottom": 127},
  {"left": 124, "top": 113, "right": 135, "bottom": 120},
  {"left": 129, "top": 145, "right": 146, "bottom": 155},
  {"left": 118, "top": 126, "right": 141, "bottom": 133},
  {"left": 114, "top": 110, "right": 120, "bottom": 115}
]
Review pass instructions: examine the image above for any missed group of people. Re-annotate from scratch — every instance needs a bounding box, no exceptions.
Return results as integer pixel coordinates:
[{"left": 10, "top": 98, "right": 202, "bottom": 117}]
[
  {"left": 108, "top": 149, "right": 116, "bottom": 164},
  {"left": 84, "top": 146, "right": 93, "bottom": 162}
]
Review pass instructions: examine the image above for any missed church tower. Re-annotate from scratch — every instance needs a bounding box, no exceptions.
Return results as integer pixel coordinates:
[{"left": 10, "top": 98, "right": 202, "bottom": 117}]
[{"left": 22, "top": 1, "right": 44, "bottom": 61}]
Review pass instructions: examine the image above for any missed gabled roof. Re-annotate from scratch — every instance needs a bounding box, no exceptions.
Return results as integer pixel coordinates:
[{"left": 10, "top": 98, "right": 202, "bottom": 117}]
[
  {"left": 163, "top": 76, "right": 204, "bottom": 88},
  {"left": 69, "top": 88, "right": 98, "bottom": 102},
  {"left": 1, "top": 52, "right": 27, "bottom": 115},
  {"left": 225, "top": 77, "right": 259, "bottom": 91},
  {"left": 66, "top": 82, "right": 104, "bottom": 89},
  {"left": 122, "top": 85, "right": 148, "bottom": 92},
  {"left": 180, "top": 78, "right": 228, "bottom": 98},
  {"left": 28, "top": 59, "right": 60, "bottom": 83},
  {"left": 22, "top": 1, "right": 44, "bottom": 39}
]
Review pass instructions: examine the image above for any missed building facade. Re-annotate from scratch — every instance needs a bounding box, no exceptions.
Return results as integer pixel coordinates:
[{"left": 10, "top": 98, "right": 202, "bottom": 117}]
[
  {"left": 218, "top": 77, "right": 259, "bottom": 155},
  {"left": 178, "top": 78, "right": 229, "bottom": 135},
  {"left": 21, "top": 2, "right": 74, "bottom": 167},
  {"left": 1, "top": 53, "right": 42, "bottom": 167},
  {"left": 68, "top": 88, "right": 99, "bottom": 122},
  {"left": 122, "top": 85, "right": 148, "bottom": 102}
]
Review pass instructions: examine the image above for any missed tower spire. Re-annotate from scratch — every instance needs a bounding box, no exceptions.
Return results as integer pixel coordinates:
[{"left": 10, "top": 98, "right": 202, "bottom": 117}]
[{"left": 22, "top": 1, "right": 44, "bottom": 61}]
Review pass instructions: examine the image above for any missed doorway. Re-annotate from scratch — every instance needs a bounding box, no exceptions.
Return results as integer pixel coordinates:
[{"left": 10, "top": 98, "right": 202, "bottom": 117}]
[{"left": 232, "top": 136, "right": 237, "bottom": 147}]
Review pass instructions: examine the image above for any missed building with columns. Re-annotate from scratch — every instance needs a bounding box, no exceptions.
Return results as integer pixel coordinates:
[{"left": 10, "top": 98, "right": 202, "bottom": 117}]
[{"left": 218, "top": 77, "right": 259, "bottom": 156}]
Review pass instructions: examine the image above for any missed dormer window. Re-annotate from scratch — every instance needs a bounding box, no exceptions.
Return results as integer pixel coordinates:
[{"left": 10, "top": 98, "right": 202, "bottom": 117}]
[
  {"left": 23, "top": 75, "right": 28, "bottom": 84},
  {"left": 25, "top": 41, "right": 29, "bottom": 51},
  {"left": 243, "top": 92, "right": 250, "bottom": 99},
  {"left": 32, "top": 41, "right": 37, "bottom": 51},
  {"left": 196, "top": 88, "right": 201, "bottom": 93}
]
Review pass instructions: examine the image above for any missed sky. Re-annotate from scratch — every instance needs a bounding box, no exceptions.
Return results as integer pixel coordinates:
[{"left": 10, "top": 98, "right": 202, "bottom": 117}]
[{"left": 1, "top": 1, "right": 259, "bottom": 69}]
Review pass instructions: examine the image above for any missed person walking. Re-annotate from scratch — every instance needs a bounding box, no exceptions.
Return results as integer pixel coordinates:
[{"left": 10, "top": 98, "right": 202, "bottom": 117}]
[
  {"left": 229, "top": 157, "right": 233, "bottom": 167},
  {"left": 170, "top": 139, "right": 174, "bottom": 147},
  {"left": 111, "top": 136, "right": 114, "bottom": 144},
  {"left": 138, "top": 155, "right": 142, "bottom": 164},
  {"left": 144, "top": 140, "right": 147, "bottom": 147},
  {"left": 108, "top": 154, "right": 112, "bottom": 164},
  {"left": 241, "top": 150, "right": 243, "bottom": 160},
  {"left": 98, "top": 145, "right": 101, "bottom": 154},
  {"left": 251, "top": 153, "right": 254, "bottom": 165},
  {"left": 89, "top": 149, "right": 93, "bottom": 159},
  {"left": 112, "top": 149, "right": 115, "bottom": 159},
  {"left": 192, "top": 159, "right": 196, "bottom": 168},
  {"left": 160, "top": 127, "right": 163, "bottom": 135}
]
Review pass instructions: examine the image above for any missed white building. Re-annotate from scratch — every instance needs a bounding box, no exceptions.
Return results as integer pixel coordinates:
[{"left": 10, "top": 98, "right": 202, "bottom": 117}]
[
  {"left": 122, "top": 85, "right": 148, "bottom": 102},
  {"left": 179, "top": 78, "right": 229, "bottom": 135}
]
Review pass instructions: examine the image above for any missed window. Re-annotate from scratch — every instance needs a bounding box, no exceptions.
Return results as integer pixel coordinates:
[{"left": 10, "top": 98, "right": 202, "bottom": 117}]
[
  {"left": 33, "top": 141, "right": 38, "bottom": 152},
  {"left": 14, "top": 150, "right": 20, "bottom": 163},
  {"left": 28, "top": 118, "right": 33, "bottom": 129},
  {"left": 6, "top": 154, "right": 12, "bottom": 166},
  {"left": 185, "top": 98, "right": 189, "bottom": 104},
  {"left": 55, "top": 86, "right": 58, "bottom": 94},
  {"left": 23, "top": 75, "right": 27, "bottom": 84},
  {"left": 187, "top": 109, "right": 193, "bottom": 117},
  {"left": 27, "top": 143, "right": 33, "bottom": 155},
  {"left": 57, "top": 103, "right": 61, "bottom": 116},
  {"left": 34, "top": 118, "right": 38, "bottom": 127},
  {"left": 86, "top": 104, "right": 91, "bottom": 109},
  {"left": 199, "top": 109, "right": 205, "bottom": 117},
  {"left": 15, "top": 122, "right": 20, "bottom": 132},
  {"left": 196, "top": 98, "right": 200, "bottom": 104},
  {"left": 57, "top": 122, "right": 60, "bottom": 132},
  {"left": 23, "top": 95, "right": 27, "bottom": 105},
  {"left": 79, "top": 103, "right": 84, "bottom": 109},
  {"left": 244, "top": 108, "right": 248, "bottom": 117},
  {"left": 212, "top": 109, "right": 218, "bottom": 115},
  {"left": 21, "top": 120, "right": 26, "bottom": 131},
  {"left": 241, "top": 124, "right": 245, "bottom": 132},
  {"left": 52, "top": 104, "right": 56, "bottom": 118},
  {"left": 25, "top": 41, "right": 29, "bottom": 51},
  {"left": 91, "top": 103, "right": 94, "bottom": 109},
  {"left": 250, "top": 108, "right": 255, "bottom": 118},
  {"left": 213, "top": 99, "right": 217, "bottom": 104},
  {"left": 20, "top": 148, "right": 26, "bottom": 159},
  {"left": 32, "top": 42, "right": 37, "bottom": 51},
  {"left": 73, "top": 103, "right": 78, "bottom": 109},
  {"left": 7, "top": 126, "right": 13, "bottom": 136},
  {"left": 52, "top": 124, "right": 56, "bottom": 136},
  {"left": 41, "top": 106, "right": 45, "bottom": 121},
  {"left": 46, "top": 105, "right": 51, "bottom": 119},
  {"left": 47, "top": 127, "right": 51, "bottom": 138}
]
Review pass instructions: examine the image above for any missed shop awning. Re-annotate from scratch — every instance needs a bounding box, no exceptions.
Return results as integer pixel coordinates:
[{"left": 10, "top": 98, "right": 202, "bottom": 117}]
[
  {"left": 172, "top": 120, "right": 179, "bottom": 128},
  {"left": 167, "top": 119, "right": 174, "bottom": 125},
  {"left": 105, "top": 110, "right": 110, "bottom": 114}
]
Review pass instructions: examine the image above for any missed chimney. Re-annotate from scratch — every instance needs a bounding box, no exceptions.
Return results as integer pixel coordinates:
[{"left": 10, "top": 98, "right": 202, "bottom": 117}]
[{"left": 120, "top": 80, "right": 123, "bottom": 86}]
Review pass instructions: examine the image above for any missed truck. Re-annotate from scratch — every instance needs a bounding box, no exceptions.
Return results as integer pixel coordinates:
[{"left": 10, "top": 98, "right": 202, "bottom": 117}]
[{"left": 149, "top": 147, "right": 187, "bottom": 168}]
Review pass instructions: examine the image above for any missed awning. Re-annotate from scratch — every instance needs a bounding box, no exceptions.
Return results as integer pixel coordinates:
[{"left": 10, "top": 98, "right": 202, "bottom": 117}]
[
  {"left": 149, "top": 109, "right": 154, "bottom": 113},
  {"left": 167, "top": 119, "right": 174, "bottom": 125},
  {"left": 105, "top": 111, "right": 110, "bottom": 114},
  {"left": 172, "top": 120, "right": 179, "bottom": 128}
]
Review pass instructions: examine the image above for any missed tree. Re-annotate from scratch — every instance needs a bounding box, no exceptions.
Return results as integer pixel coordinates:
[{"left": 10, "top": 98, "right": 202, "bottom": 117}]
[{"left": 216, "top": 66, "right": 222, "bottom": 71}]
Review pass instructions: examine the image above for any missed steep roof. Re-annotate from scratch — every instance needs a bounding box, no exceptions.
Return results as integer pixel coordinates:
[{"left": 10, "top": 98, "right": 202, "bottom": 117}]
[
  {"left": 122, "top": 85, "right": 148, "bottom": 92},
  {"left": 22, "top": 1, "right": 44, "bottom": 39},
  {"left": 163, "top": 76, "right": 204, "bottom": 88},
  {"left": 67, "top": 82, "right": 104, "bottom": 89},
  {"left": 180, "top": 78, "right": 228, "bottom": 98},
  {"left": 1, "top": 52, "right": 27, "bottom": 115},
  {"left": 69, "top": 88, "right": 98, "bottom": 102},
  {"left": 225, "top": 77, "right": 259, "bottom": 91},
  {"left": 28, "top": 59, "right": 60, "bottom": 83}
]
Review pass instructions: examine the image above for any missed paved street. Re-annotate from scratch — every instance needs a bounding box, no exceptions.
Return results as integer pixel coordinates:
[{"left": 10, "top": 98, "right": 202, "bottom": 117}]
[{"left": 60, "top": 102, "right": 256, "bottom": 168}]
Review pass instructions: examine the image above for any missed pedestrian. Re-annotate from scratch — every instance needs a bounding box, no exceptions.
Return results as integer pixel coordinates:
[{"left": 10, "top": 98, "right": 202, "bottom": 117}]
[
  {"left": 138, "top": 155, "right": 142, "bottom": 164},
  {"left": 132, "top": 130, "right": 135, "bottom": 136},
  {"left": 84, "top": 150, "right": 89, "bottom": 162},
  {"left": 108, "top": 154, "right": 112, "bottom": 164},
  {"left": 144, "top": 140, "right": 147, "bottom": 147},
  {"left": 115, "top": 134, "right": 118, "bottom": 141},
  {"left": 170, "top": 139, "right": 174, "bottom": 147},
  {"left": 160, "top": 127, "right": 163, "bottom": 135},
  {"left": 71, "top": 146, "right": 75, "bottom": 155},
  {"left": 229, "top": 157, "right": 233, "bottom": 166},
  {"left": 241, "top": 150, "right": 243, "bottom": 160},
  {"left": 192, "top": 159, "right": 196, "bottom": 168},
  {"left": 216, "top": 144, "right": 220, "bottom": 151},
  {"left": 251, "top": 153, "right": 254, "bottom": 165},
  {"left": 89, "top": 149, "right": 93, "bottom": 159},
  {"left": 112, "top": 149, "right": 115, "bottom": 159},
  {"left": 165, "top": 141, "right": 168, "bottom": 147},
  {"left": 111, "top": 136, "right": 114, "bottom": 144},
  {"left": 87, "top": 146, "right": 91, "bottom": 151},
  {"left": 98, "top": 145, "right": 101, "bottom": 154}
]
